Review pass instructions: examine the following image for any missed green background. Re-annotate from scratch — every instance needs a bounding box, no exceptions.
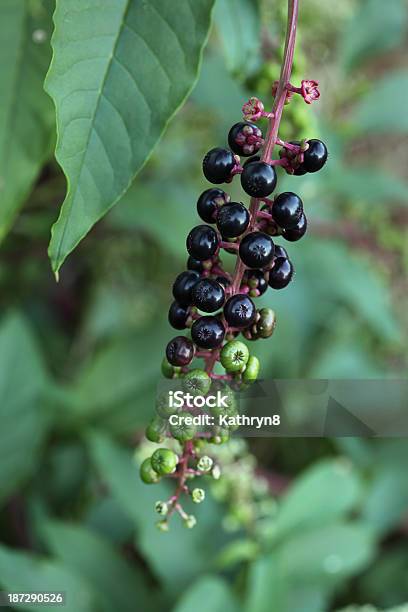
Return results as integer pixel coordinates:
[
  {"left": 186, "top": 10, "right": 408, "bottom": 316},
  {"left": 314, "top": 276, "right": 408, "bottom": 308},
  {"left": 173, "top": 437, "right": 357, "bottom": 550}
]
[{"left": 0, "top": 0, "right": 407, "bottom": 610}]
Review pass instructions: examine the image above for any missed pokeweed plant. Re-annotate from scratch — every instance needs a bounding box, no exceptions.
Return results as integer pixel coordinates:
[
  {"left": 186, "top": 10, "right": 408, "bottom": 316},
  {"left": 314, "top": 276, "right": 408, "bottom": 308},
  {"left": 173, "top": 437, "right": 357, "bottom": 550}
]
[{"left": 141, "top": 0, "right": 328, "bottom": 530}]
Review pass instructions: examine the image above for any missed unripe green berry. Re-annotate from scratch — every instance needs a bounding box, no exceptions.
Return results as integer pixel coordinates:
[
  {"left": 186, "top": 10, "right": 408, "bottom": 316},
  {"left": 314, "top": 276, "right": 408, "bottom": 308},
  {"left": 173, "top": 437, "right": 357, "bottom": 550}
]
[
  {"left": 212, "top": 465, "right": 221, "bottom": 480},
  {"left": 210, "top": 385, "right": 237, "bottom": 417},
  {"left": 220, "top": 340, "right": 249, "bottom": 372},
  {"left": 140, "top": 458, "right": 161, "bottom": 484},
  {"left": 155, "top": 501, "right": 168, "bottom": 516},
  {"left": 146, "top": 416, "right": 167, "bottom": 443},
  {"left": 156, "top": 519, "right": 169, "bottom": 532},
  {"left": 210, "top": 427, "right": 230, "bottom": 444},
  {"left": 197, "top": 455, "right": 213, "bottom": 472},
  {"left": 169, "top": 410, "right": 197, "bottom": 442},
  {"left": 182, "top": 369, "right": 211, "bottom": 396},
  {"left": 242, "top": 355, "right": 260, "bottom": 383},
  {"left": 161, "top": 357, "right": 180, "bottom": 379},
  {"left": 156, "top": 391, "right": 174, "bottom": 418},
  {"left": 192, "top": 488, "right": 205, "bottom": 504},
  {"left": 151, "top": 448, "right": 178, "bottom": 475},
  {"left": 256, "top": 308, "right": 276, "bottom": 339},
  {"left": 184, "top": 515, "right": 197, "bottom": 529}
]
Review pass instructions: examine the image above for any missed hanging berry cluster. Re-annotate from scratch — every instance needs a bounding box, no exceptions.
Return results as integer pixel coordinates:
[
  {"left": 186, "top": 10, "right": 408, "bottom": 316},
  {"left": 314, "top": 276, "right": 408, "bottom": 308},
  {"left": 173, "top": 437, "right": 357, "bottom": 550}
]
[{"left": 140, "top": 0, "right": 327, "bottom": 530}]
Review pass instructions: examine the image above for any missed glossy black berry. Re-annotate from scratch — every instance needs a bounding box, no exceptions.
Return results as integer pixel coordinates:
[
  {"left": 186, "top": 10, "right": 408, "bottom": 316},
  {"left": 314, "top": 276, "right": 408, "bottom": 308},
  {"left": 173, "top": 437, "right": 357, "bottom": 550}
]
[
  {"left": 168, "top": 301, "right": 190, "bottom": 330},
  {"left": 272, "top": 192, "right": 303, "bottom": 229},
  {"left": 228, "top": 122, "right": 263, "bottom": 157},
  {"left": 243, "top": 155, "right": 261, "bottom": 167},
  {"left": 241, "top": 161, "right": 277, "bottom": 198},
  {"left": 216, "top": 202, "right": 250, "bottom": 238},
  {"left": 243, "top": 269, "right": 268, "bottom": 296},
  {"left": 187, "top": 256, "right": 204, "bottom": 273},
  {"left": 273, "top": 244, "right": 288, "bottom": 260},
  {"left": 172, "top": 270, "right": 199, "bottom": 305},
  {"left": 294, "top": 164, "right": 307, "bottom": 176},
  {"left": 197, "top": 188, "right": 229, "bottom": 224},
  {"left": 282, "top": 213, "right": 307, "bottom": 242},
  {"left": 202, "top": 148, "right": 235, "bottom": 184},
  {"left": 192, "top": 279, "right": 225, "bottom": 313},
  {"left": 166, "top": 336, "right": 195, "bottom": 366},
  {"left": 303, "top": 139, "right": 328, "bottom": 173},
  {"left": 215, "top": 276, "right": 230, "bottom": 288},
  {"left": 239, "top": 231, "right": 275, "bottom": 269},
  {"left": 187, "top": 225, "right": 219, "bottom": 261},
  {"left": 268, "top": 257, "right": 294, "bottom": 289},
  {"left": 224, "top": 294, "right": 256, "bottom": 328},
  {"left": 191, "top": 316, "right": 225, "bottom": 349}
]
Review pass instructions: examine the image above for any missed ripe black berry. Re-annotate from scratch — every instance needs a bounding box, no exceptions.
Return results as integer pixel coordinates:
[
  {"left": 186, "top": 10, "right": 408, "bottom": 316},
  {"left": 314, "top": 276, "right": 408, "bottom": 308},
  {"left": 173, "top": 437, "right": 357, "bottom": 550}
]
[
  {"left": 224, "top": 294, "right": 256, "bottom": 328},
  {"left": 202, "top": 148, "right": 235, "bottom": 184},
  {"left": 187, "top": 225, "right": 219, "bottom": 261},
  {"left": 215, "top": 276, "right": 230, "bottom": 288},
  {"left": 172, "top": 270, "right": 199, "bottom": 305},
  {"left": 239, "top": 231, "right": 275, "bottom": 268},
  {"left": 191, "top": 316, "right": 225, "bottom": 349},
  {"left": 216, "top": 202, "right": 250, "bottom": 238},
  {"left": 228, "top": 122, "right": 263, "bottom": 157},
  {"left": 268, "top": 257, "right": 294, "bottom": 289},
  {"left": 168, "top": 301, "right": 190, "bottom": 329},
  {"left": 273, "top": 244, "right": 288, "bottom": 260},
  {"left": 243, "top": 269, "right": 268, "bottom": 295},
  {"left": 192, "top": 279, "right": 225, "bottom": 313},
  {"left": 166, "top": 336, "right": 195, "bottom": 366},
  {"left": 197, "top": 188, "right": 229, "bottom": 223},
  {"left": 187, "top": 256, "right": 204, "bottom": 273},
  {"left": 303, "top": 139, "right": 328, "bottom": 173},
  {"left": 272, "top": 192, "right": 303, "bottom": 229},
  {"left": 282, "top": 213, "right": 307, "bottom": 242},
  {"left": 243, "top": 155, "right": 260, "bottom": 167},
  {"left": 241, "top": 161, "right": 277, "bottom": 198}
]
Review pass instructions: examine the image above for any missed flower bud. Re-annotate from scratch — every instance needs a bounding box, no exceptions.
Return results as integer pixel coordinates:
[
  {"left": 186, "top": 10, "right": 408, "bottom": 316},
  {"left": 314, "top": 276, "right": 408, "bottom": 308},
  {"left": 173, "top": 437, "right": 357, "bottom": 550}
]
[
  {"left": 197, "top": 455, "right": 213, "bottom": 472},
  {"left": 212, "top": 465, "right": 221, "bottom": 480},
  {"left": 192, "top": 488, "right": 205, "bottom": 504},
  {"left": 184, "top": 515, "right": 197, "bottom": 529},
  {"left": 155, "top": 501, "right": 168, "bottom": 516},
  {"left": 156, "top": 519, "right": 169, "bottom": 532}
]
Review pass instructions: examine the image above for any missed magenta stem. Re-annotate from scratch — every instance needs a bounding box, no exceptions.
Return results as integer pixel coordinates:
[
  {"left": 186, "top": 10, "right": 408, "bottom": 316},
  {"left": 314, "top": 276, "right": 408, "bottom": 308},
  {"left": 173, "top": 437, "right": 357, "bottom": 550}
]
[
  {"left": 261, "top": 0, "right": 299, "bottom": 164},
  {"left": 165, "top": 0, "right": 300, "bottom": 518}
]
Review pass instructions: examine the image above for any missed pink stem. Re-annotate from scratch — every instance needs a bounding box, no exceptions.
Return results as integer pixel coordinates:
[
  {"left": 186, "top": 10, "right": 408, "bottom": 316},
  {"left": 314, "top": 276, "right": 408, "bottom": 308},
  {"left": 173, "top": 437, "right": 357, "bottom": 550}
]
[{"left": 261, "top": 0, "right": 299, "bottom": 164}]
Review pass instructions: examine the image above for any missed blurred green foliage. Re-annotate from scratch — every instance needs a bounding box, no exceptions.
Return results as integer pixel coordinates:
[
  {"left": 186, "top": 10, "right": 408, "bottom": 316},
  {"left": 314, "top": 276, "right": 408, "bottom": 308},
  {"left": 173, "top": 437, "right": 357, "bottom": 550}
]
[{"left": 0, "top": 0, "right": 407, "bottom": 611}]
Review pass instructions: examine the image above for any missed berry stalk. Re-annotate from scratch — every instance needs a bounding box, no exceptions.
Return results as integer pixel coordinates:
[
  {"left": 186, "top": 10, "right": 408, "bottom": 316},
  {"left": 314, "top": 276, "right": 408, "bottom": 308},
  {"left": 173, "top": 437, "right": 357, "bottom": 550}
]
[
  {"left": 208, "top": 0, "right": 299, "bottom": 355},
  {"left": 261, "top": 0, "right": 299, "bottom": 164},
  {"left": 143, "top": 0, "right": 328, "bottom": 531}
]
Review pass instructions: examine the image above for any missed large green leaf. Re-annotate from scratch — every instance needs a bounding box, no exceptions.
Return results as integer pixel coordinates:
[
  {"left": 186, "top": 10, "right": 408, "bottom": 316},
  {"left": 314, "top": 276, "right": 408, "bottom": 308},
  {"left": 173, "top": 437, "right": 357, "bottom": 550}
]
[
  {"left": 41, "top": 521, "right": 155, "bottom": 612},
  {"left": 0, "top": 545, "right": 95, "bottom": 612},
  {"left": 0, "top": 313, "right": 49, "bottom": 505},
  {"left": 274, "top": 459, "right": 362, "bottom": 540},
  {"left": 279, "top": 523, "right": 376, "bottom": 585},
  {"left": 339, "top": 0, "right": 406, "bottom": 70},
  {"left": 244, "top": 554, "right": 327, "bottom": 612},
  {"left": 174, "top": 576, "right": 239, "bottom": 612},
  {"left": 72, "top": 322, "right": 168, "bottom": 433},
  {"left": 0, "top": 0, "right": 54, "bottom": 240},
  {"left": 45, "top": 0, "right": 215, "bottom": 275},
  {"left": 214, "top": 0, "right": 260, "bottom": 77},
  {"left": 351, "top": 70, "right": 408, "bottom": 134}
]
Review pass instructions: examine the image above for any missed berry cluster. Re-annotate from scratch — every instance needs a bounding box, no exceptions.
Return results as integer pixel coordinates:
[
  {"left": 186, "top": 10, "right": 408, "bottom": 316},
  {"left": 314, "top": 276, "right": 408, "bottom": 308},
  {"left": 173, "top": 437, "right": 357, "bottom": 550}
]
[{"left": 140, "top": 1, "right": 327, "bottom": 530}]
